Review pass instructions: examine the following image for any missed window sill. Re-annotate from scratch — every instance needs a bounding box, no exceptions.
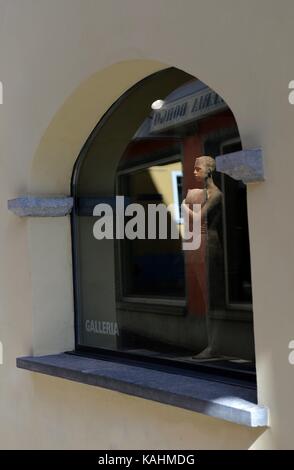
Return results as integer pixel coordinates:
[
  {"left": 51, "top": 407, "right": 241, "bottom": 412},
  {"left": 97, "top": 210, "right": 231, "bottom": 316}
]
[{"left": 16, "top": 353, "right": 269, "bottom": 428}]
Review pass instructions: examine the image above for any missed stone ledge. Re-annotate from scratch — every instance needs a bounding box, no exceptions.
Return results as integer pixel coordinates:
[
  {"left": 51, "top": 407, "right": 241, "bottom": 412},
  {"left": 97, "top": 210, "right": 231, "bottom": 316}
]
[
  {"left": 17, "top": 353, "right": 269, "bottom": 428},
  {"left": 8, "top": 196, "right": 73, "bottom": 217},
  {"left": 215, "top": 148, "right": 264, "bottom": 183}
]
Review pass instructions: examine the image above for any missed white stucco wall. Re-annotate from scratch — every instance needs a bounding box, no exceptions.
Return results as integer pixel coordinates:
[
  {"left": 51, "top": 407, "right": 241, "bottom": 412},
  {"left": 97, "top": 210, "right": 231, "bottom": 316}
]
[{"left": 0, "top": 0, "right": 294, "bottom": 449}]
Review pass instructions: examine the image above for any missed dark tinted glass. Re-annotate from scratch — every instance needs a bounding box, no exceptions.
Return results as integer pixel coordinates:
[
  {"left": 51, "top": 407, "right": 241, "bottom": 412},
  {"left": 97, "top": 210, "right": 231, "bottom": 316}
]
[{"left": 72, "top": 68, "right": 255, "bottom": 376}]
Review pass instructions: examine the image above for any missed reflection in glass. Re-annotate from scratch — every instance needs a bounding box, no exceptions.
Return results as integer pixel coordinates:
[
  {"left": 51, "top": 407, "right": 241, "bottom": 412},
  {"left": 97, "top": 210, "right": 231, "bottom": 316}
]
[
  {"left": 118, "top": 160, "right": 185, "bottom": 298},
  {"left": 72, "top": 68, "right": 255, "bottom": 378}
]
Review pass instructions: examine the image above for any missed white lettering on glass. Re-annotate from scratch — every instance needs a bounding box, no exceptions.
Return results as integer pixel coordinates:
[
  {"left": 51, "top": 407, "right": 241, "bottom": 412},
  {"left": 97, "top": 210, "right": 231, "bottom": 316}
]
[{"left": 85, "top": 320, "right": 119, "bottom": 336}]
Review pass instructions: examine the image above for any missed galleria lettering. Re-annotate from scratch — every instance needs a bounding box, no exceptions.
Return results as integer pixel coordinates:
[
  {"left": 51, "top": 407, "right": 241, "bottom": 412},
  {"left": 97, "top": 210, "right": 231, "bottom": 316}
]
[{"left": 85, "top": 320, "right": 119, "bottom": 336}]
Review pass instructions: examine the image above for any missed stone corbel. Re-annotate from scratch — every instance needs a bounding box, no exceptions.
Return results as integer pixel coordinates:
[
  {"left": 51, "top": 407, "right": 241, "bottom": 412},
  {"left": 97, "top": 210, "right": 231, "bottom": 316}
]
[
  {"left": 215, "top": 148, "right": 264, "bottom": 183},
  {"left": 7, "top": 196, "right": 73, "bottom": 217}
]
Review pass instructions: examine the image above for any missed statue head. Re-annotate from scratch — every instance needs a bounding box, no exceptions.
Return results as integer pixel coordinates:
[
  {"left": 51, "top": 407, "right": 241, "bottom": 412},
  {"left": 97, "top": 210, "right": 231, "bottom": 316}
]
[{"left": 194, "top": 155, "right": 216, "bottom": 181}]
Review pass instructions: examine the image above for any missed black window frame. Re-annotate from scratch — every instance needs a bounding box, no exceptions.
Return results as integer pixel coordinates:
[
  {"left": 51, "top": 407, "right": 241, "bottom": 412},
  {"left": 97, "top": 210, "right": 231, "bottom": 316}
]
[{"left": 70, "top": 68, "right": 256, "bottom": 386}]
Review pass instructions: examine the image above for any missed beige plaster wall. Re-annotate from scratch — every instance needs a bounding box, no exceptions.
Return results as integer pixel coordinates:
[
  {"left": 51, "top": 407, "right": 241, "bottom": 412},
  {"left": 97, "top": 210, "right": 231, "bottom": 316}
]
[{"left": 0, "top": 0, "right": 294, "bottom": 449}]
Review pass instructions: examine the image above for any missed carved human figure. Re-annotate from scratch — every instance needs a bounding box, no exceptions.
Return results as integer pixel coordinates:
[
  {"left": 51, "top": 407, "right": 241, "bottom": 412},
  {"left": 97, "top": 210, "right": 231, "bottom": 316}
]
[{"left": 183, "top": 155, "right": 223, "bottom": 358}]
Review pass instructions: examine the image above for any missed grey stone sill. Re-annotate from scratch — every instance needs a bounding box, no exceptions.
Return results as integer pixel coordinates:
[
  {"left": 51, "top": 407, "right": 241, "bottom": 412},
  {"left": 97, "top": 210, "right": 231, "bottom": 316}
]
[
  {"left": 8, "top": 196, "right": 73, "bottom": 217},
  {"left": 16, "top": 353, "right": 269, "bottom": 428}
]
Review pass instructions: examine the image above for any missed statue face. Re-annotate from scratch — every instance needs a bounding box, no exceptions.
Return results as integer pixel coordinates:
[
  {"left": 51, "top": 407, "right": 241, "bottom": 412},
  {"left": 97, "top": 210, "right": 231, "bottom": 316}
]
[
  {"left": 193, "top": 156, "right": 215, "bottom": 181},
  {"left": 193, "top": 158, "right": 209, "bottom": 181}
]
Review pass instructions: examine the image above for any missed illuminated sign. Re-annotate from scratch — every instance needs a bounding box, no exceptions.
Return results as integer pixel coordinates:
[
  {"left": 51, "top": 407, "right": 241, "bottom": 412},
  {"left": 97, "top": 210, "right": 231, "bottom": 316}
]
[{"left": 151, "top": 88, "right": 227, "bottom": 132}]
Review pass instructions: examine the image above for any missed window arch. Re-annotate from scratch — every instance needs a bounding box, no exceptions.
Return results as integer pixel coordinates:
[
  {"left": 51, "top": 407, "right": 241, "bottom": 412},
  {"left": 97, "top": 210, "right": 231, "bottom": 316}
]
[{"left": 72, "top": 67, "right": 255, "bottom": 380}]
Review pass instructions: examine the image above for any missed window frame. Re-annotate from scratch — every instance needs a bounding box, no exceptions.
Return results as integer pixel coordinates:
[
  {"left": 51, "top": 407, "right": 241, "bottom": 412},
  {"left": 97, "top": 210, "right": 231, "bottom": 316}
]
[
  {"left": 171, "top": 169, "right": 184, "bottom": 225},
  {"left": 202, "top": 130, "right": 254, "bottom": 323},
  {"left": 115, "top": 150, "right": 187, "bottom": 314},
  {"left": 69, "top": 68, "right": 256, "bottom": 383},
  {"left": 220, "top": 138, "right": 253, "bottom": 312}
]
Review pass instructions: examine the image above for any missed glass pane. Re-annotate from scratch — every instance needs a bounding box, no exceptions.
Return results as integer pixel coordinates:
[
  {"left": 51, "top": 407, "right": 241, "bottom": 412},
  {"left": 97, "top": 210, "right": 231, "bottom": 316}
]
[
  {"left": 221, "top": 141, "right": 252, "bottom": 305},
  {"left": 72, "top": 68, "right": 255, "bottom": 377},
  {"left": 119, "top": 160, "right": 185, "bottom": 298}
]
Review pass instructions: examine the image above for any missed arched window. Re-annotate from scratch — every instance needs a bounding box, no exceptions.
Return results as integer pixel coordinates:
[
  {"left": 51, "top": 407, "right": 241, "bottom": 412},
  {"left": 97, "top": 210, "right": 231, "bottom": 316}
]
[{"left": 72, "top": 68, "right": 255, "bottom": 380}]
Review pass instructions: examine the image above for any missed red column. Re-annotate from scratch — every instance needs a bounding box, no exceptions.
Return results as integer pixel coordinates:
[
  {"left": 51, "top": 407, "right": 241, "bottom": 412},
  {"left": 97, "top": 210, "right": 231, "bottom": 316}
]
[{"left": 183, "top": 135, "right": 208, "bottom": 316}]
